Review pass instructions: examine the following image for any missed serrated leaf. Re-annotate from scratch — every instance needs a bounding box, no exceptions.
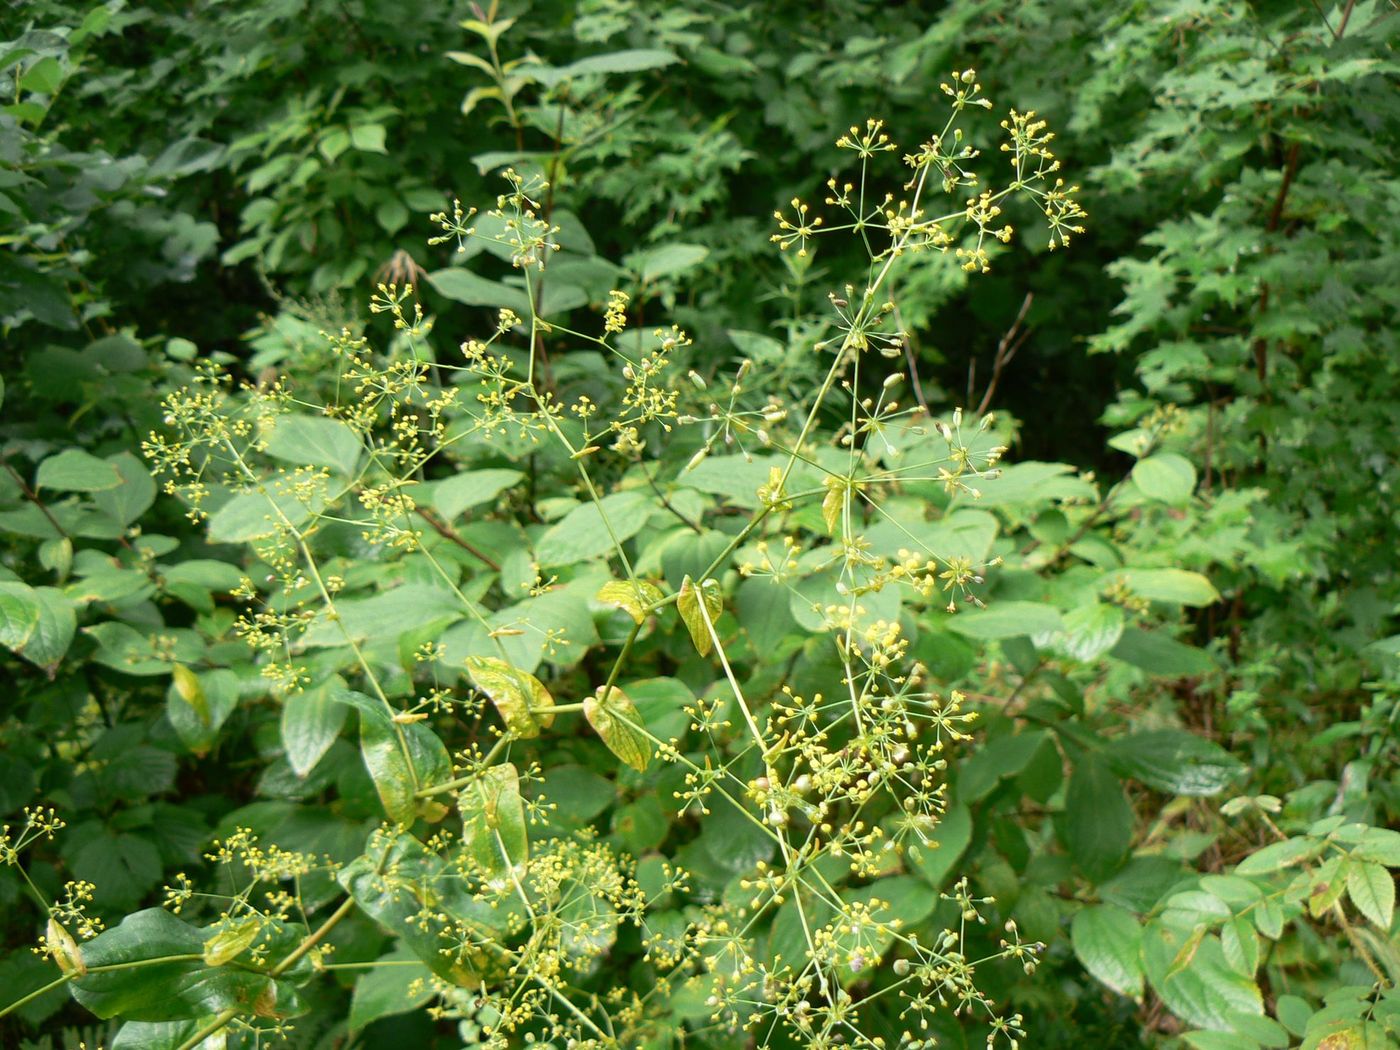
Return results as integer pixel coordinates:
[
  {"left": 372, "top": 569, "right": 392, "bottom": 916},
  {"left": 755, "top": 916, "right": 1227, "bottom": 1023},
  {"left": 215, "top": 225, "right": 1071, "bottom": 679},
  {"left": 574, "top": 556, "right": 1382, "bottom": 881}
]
[
  {"left": 1059, "top": 602, "right": 1125, "bottom": 662},
  {"left": 1346, "top": 861, "right": 1395, "bottom": 929},
  {"left": 945, "top": 600, "right": 1063, "bottom": 640},
  {"left": 1107, "top": 568, "right": 1220, "bottom": 607},
  {"left": 596, "top": 579, "right": 664, "bottom": 624},
  {"left": 1108, "top": 729, "right": 1244, "bottom": 796},
  {"left": 535, "top": 491, "right": 651, "bottom": 567},
  {"left": 35, "top": 448, "right": 122, "bottom": 492},
  {"left": 584, "top": 684, "right": 652, "bottom": 772},
  {"left": 1065, "top": 757, "right": 1133, "bottom": 882},
  {"left": 677, "top": 575, "right": 723, "bottom": 656},
  {"left": 465, "top": 656, "right": 555, "bottom": 737},
  {"left": 1235, "top": 837, "right": 1325, "bottom": 876},
  {"left": 1132, "top": 452, "right": 1196, "bottom": 504},
  {"left": 262, "top": 414, "right": 363, "bottom": 476},
  {"left": 1071, "top": 903, "right": 1144, "bottom": 998},
  {"left": 433, "top": 468, "right": 523, "bottom": 519}
]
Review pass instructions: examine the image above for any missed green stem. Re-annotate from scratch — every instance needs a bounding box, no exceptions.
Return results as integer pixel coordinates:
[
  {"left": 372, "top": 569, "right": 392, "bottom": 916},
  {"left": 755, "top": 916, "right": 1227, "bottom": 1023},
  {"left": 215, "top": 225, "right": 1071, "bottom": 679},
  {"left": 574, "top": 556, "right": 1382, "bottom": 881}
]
[{"left": 0, "top": 973, "right": 72, "bottom": 1020}]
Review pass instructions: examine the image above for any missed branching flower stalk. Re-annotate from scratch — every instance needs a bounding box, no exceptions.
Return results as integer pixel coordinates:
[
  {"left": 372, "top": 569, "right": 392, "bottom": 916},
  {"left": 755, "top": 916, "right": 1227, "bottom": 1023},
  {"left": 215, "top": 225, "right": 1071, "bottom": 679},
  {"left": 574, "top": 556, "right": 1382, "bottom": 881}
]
[{"left": 7, "top": 69, "right": 1084, "bottom": 1049}]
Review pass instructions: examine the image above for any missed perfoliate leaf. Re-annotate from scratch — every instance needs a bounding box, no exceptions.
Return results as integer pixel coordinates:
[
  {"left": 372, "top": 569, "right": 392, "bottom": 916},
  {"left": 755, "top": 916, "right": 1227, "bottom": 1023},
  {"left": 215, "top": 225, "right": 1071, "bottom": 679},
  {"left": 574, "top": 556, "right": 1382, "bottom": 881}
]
[
  {"left": 359, "top": 714, "right": 453, "bottom": 825},
  {"left": 465, "top": 656, "right": 555, "bottom": 738},
  {"left": 677, "top": 575, "right": 723, "bottom": 656},
  {"left": 46, "top": 917, "right": 85, "bottom": 976},
  {"left": 461, "top": 762, "right": 529, "bottom": 880},
  {"left": 596, "top": 579, "right": 665, "bottom": 624},
  {"left": 584, "top": 685, "right": 652, "bottom": 772},
  {"left": 201, "top": 917, "right": 261, "bottom": 967}
]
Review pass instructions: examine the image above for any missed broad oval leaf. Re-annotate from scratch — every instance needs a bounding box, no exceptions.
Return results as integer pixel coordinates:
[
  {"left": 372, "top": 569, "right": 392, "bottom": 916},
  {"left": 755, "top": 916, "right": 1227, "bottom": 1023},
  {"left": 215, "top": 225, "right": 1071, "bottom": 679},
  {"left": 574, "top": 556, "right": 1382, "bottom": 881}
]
[
  {"left": 359, "top": 715, "right": 453, "bottom": 825},
  {"left": 465, "top": 656, "right": 555, "bottom": 737},
  {"left": 1131, "top": 452, "right": 1196, "bottom": 505},
  {"left": 461, "top": 762, "right": 529, "bottom": 882},
  {"left": 596, "top": 578, "right": 665, "bottom": 624},
  {"left": 945, "top": 600, "right": 1063, "bottom": 641},
  {"left": 584, "top": 684, "right": 652, "bottom": 772},
  {"left": 1072, "top": 903, "right": 1144, "bottom": 998},
  {"left": 677, "top": 575, "right": 723, "bottom": 656},
  {"left": 1108, "top": 729, "right": 1244, "bottom": 796},
  {"left": 1106, "top": 568, "right": 1220, "bottom": 607}
]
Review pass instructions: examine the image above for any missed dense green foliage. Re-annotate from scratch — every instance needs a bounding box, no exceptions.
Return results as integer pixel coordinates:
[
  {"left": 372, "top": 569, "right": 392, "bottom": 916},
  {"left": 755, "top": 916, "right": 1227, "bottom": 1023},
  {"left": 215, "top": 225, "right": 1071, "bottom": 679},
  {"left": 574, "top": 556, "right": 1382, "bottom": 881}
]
[{"left": 2, "top": 2, "right": 1399, "bottom": 1048}]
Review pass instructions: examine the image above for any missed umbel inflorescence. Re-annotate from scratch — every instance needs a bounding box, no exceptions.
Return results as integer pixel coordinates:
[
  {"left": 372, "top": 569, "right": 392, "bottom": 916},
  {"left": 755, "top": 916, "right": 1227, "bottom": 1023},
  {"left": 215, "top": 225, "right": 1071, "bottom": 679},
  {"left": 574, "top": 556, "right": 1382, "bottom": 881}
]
[{"left": 13, "top": 70, "right": 1082, "bottom": 1049}]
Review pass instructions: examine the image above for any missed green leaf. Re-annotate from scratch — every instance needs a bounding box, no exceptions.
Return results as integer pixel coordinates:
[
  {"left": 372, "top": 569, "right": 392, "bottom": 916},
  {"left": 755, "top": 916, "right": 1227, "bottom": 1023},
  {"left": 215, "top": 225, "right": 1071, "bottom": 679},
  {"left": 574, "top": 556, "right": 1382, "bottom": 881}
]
[
  {"left": 35, "top": 448, "right": 122, "bottom": 492},
  {"left": 1065, "top": 758, "right": 1133, "bottom": 882},
  {"left": 535, "top": 491, "right": 651, "bottom": 566},
  {"left": 1110, "top": 627, "right": 1217, "bottom": 676},
  {"left": 677, "top": 575, "right": 723, "bottom": 656},
  {"left": 109, "top": 1020, "right": 206, "bottom": 1049},
  {"left": 263, "top": 414, "right": 363, "bottom": 475},
  {"left": 72, "top": 909, "right": 292, "bottom": 1022},
  {"left": 0, "top": 581, "right": 41, "bottom": 652},
  {"left": 596, "top": 579, "right": 665, "bottom": 624},
  {"left": 360, "top": 716, "right": 453, "bottom": 825},
  {"left": 1108, "top": 729, "right": 1244, "bottom": 796},
  {"left": 92, "top": 452, "right": 158, "bottom": 526},
  {"left": 1141, "top": 927, "right": 1262, "bottom": 1030},
  {"left": 945, "top": 600, "right": 1063, "bottom": 640},
  {"left": 585, "top": 684, "right": 652, "bottom": 772},
  {"left": 1131, "top": 453, "right": 1197, "bottom": 504},
  {"left": 433, "top": 468, "right": 524, "bottom": 519},
  {"left": 1353, "top": 827, "right": 1400, "bottom": 866},
  {"left": 339, "top": 833, "right": 498, "bottom": 985},
  {"left": 206, "top": 487, "right": 322, "bottom": 543},
  {"left": 11, "top": 585, "right": 76, "bottom": 672},
  {"left": 1345, "top": 861, "right": 1395, "bottom": 928},
  {"left": 465, "top": 656, "right": 555, "bottom": 738},
  {"left": 461, "top": 762, "right": 529, "bottom": 880},
  {"left": 1106, "top": 568, "right": 1220, "bottom": 607},
  {"left": 958, "top": 731, "right": 1049, "bottom": 803},
  {"left": 167, "top": 668, "right": 240, "bottom": 755},
  {"left": 202, "top": 917, "right": 261, "bottom": 966},
  {"left": 535, "top": 47, "right": 679, "bottom": 87},
  {"left": 908, "top": 803, "right": 972, "bottom": 888},
  {"left": 736, "top": 575, "right": 801, "bottom": 653},
  {"left": 1072, "top": 903, "right": 1144, "bottom": 998},
  {"left": 348, "top": 947, "right": 433, "bottom": 1032},
  {"left": 426, "top": 267, "right": 530, "bottom": 313},
  {"left": 1235, "top": 837, "right": 1325, "bottom": 876},
  {"left": 349, "top": 123, "right": 387, "bottom": 153},
  {"left": 628, "top": 243, "right": 709, "bottom": 282},
  {"left": 281, "top": 678, "right": 349, "bottom": 777},
  {"left": 1059, "top": 602, "right": 1125, "bottom": 662}
]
